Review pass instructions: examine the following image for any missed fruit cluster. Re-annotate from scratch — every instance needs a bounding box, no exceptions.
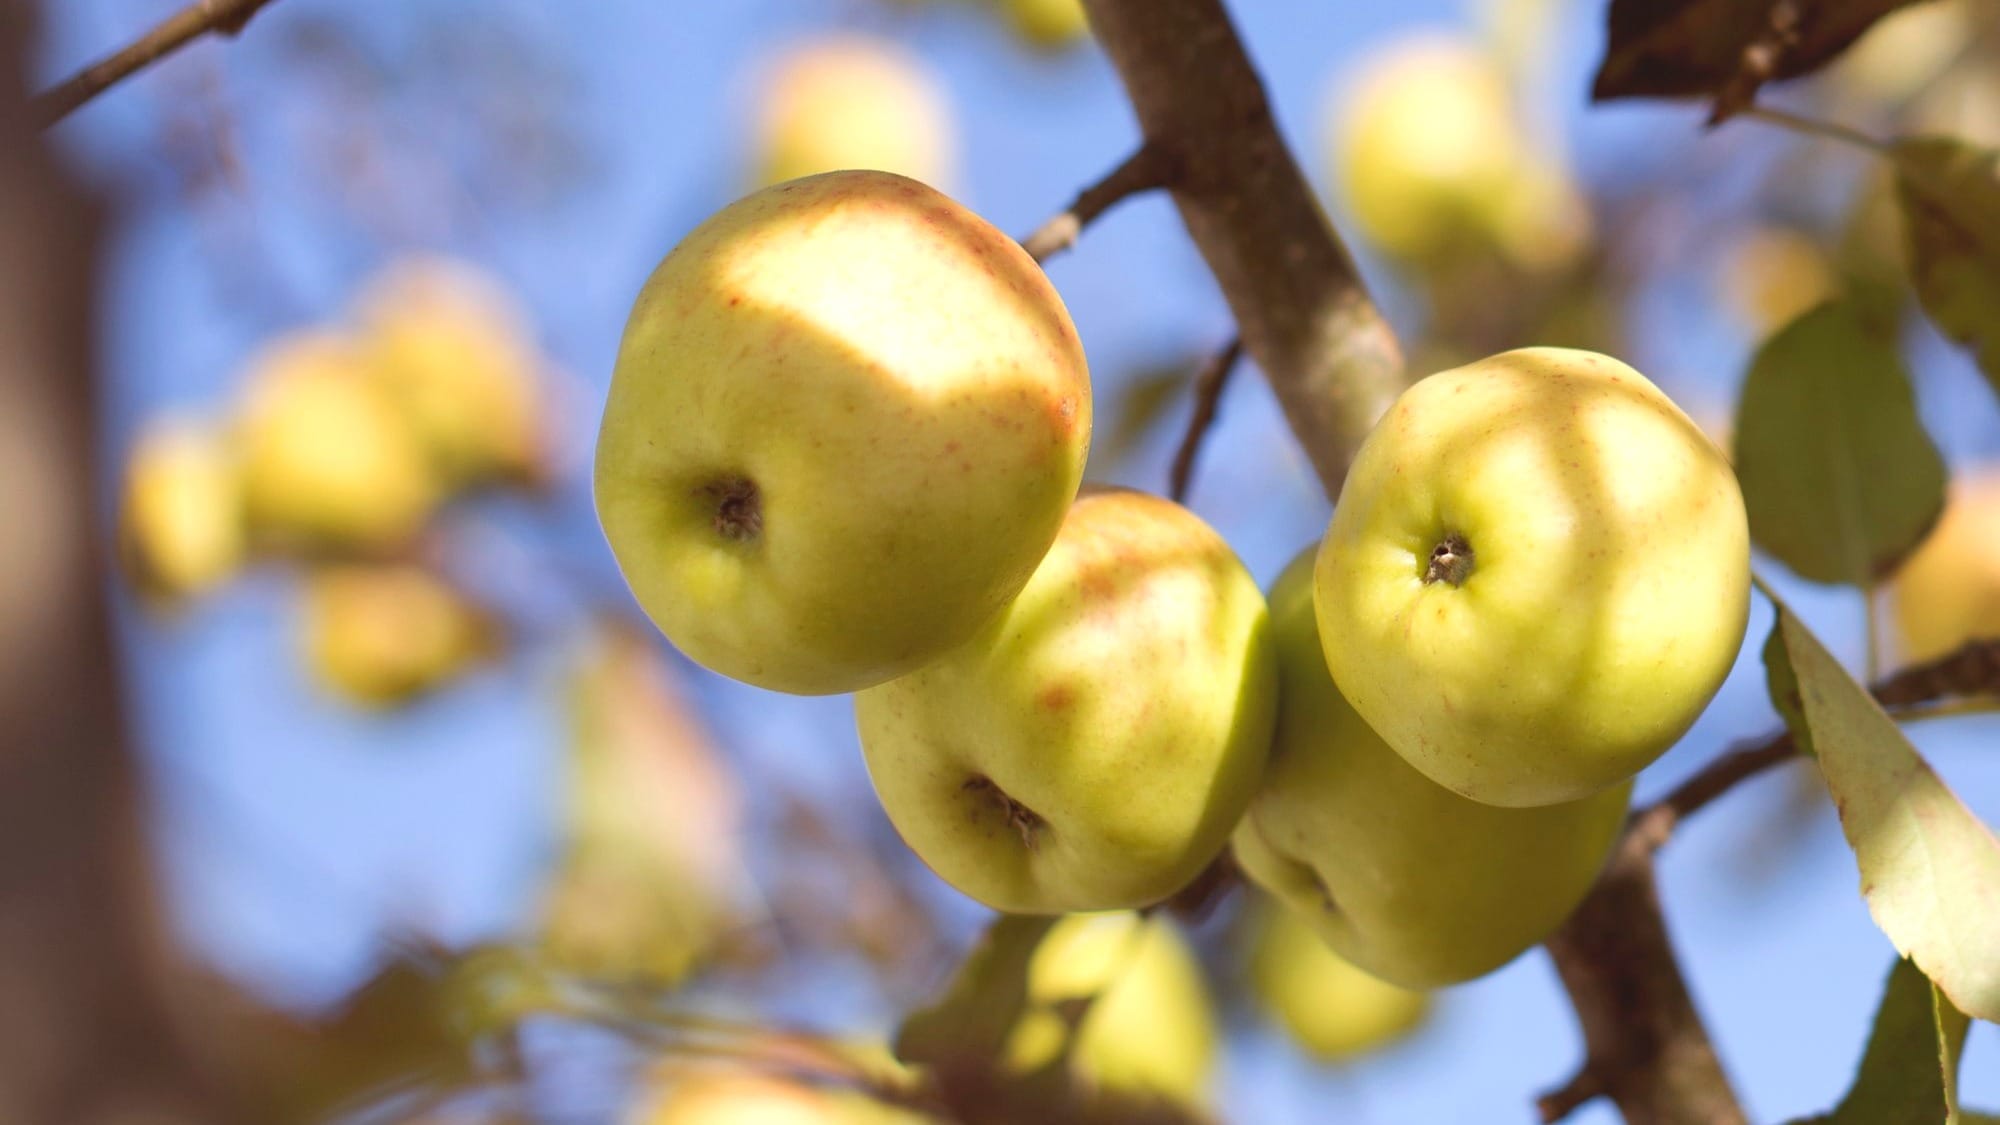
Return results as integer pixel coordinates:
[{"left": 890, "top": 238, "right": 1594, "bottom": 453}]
[
  {"left": 595, "top": 169, "right": 1753, "bottom": 999},
  {"left": 118, "top": 258, "right": 551, "bottom": 707}
]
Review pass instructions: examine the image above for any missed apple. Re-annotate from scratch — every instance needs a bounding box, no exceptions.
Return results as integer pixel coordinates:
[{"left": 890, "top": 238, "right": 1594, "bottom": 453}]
[
  {"left": 236, "top": 332, "right": 439, "bottom": 555},
  {"left": 1000, "top": 911, "right": 1215, "bottom": 1108},
  {"left": 1235, "top": 548, "right": 1632, "bottom": 987},
  {"left": 354, "top": 257, "right": 546, "bottom": 488},
  {"left": 1717, "top": 225, "right": 1837, "bottom": 337},
  {"left": 751, "top": 37, "right": 955, "bottom": 190},
  {"left": 1316, "top": 347, "right": 1749, "bottom": 807},
  {"left": 1889, "top": 466, "right": 2000, "bottom": 665},
  {"left": 999, "top": 0, "right": 1089, "bottom": 51},
  {"left": 1244, "top": 898, "right": 1427, "bottom": 1061},
  {"left": 301, "top": 563, "right": 496, "bottom": 708},
  {"left": 1327, "top": 34, "right": 1587, "bottom": 271},
  {"left": 855, "top": 487, "right": 1274, "bottom": 914},
  {"left": 117, "top": 414, "right": 246, "bottom": 603},
  {"left": 595, "top": 170, "right": 1090, "bottom": 695}
]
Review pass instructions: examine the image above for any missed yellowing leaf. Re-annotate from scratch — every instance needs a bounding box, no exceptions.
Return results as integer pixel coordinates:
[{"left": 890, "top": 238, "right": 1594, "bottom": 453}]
[
  {"left": 1893, "top": 136, "right": 2000, "bottom": 399},
  {"left": 1770, "top": 604, "right": 2000, "bottom": 1020},
  {"left": 1733, "top": 301, "right": 1945, "bottom": 585}
]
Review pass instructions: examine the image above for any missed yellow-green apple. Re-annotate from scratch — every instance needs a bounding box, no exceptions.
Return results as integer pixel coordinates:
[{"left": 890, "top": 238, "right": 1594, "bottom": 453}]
[
  {"left": 1327, "top": 34, "right": 1587, "bottom": 270},
  {"left": 1717, "top": 225, "right": 1837, "bottom": 336},
  {"left": 117, "top": 414, "right": 245, "bottom": 603},
  {"left": 1889, "top": 466, "right": 2000, "bottom": 664},
  {"left": 1245, "top": 898, "right": 1427, "bottom": 1060},
  {"left": 301, "top": 563, "right": 496, "bottom": 708},
  {"left": 856, "top": 488, "right": 1274, "bottom": 913},
  {"left": 1000, "top": 911, "right": 1216, "bottom": 1108},
  {"left": 236, "top": 331, "right": 439, "bottom": 554},
  {"left": 1316, "top": 347, "right": 1749, "bottom": 807},
  {"left": 595, "top": 170, "right": 1090, "bottom": 695},
  {"left": 1238, "top": 548, "right": 1631, "bottom": 987},
  {"left": 999, "top": 0, "right": 1089, "bottom": 51},
  {"left": 751, "top": 37, "right": 955, "bottom": 190},
  {"left": 354, "top": 257, "right": 546, "bottom": 488}
]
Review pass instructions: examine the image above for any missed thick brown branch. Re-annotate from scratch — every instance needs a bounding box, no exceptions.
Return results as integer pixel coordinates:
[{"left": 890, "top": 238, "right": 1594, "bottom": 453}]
[
  {"left": 1080, "top": 0, "right": 1405, "bottom": 498},
  {"left": 31, "top": 0, "right": 282, "bottom": 129},
  {"left": 1541, "top": 838, "right": 1747, "bottom": 1125},
  {"left": 1167, "top": 337, "right": 1242, "bottom": 502},
  {"left": 1021, "top": 146, "right": 1173, "bottom": 263}
]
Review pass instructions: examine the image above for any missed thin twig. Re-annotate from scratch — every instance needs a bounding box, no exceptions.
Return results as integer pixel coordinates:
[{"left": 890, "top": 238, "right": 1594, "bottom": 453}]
[
  {"left": 1740, "top": 104, "right": 1889, "bottom": 155},
  {"left": 1019, "top": 145, "right": 1173, "bottom": 263},
  {"left": 31, "top": 0, "right": 282, "bottom": 129},
  {"left": 1166, "top": 337, "right": 1242, "bottom": 502}
]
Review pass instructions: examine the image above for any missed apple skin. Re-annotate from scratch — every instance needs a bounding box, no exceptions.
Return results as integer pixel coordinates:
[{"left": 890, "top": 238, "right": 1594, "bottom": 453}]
[
  {"left": 1237, "top": 548, "right": 1631, "bottom": 988},
  {"left": 1889, "top": 467, "right": 2000, "bottom": 664},
  {"left": 595, "top": 170, "right": 1090, "bottom": 695},
  {"left": 752, "top": 37, "right": 955, "bottom": 190},
  {"left": 1002, "top": 911, "right": 1216, "bottom": 1108},
  {"left": 856, "top": 488, "right": 1275, "bottom": 914},
  {"left": 1245, "top": 899, "right": 1427, "bottom": 1061},
  {"left": 1316, "top": 347, "right": 1749, "bottom": 807}
]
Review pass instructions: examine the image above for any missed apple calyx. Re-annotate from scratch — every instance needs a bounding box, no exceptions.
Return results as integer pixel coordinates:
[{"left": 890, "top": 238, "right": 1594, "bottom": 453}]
[
  {"left": 964, "top": 774, "right": 1045, "bottom": 851},
  {"left": 1423, "top": 533, "right": 1473, "bottom": 587},
  {"left": 700, "top": 476, "right": 762, "bottom": 542}
]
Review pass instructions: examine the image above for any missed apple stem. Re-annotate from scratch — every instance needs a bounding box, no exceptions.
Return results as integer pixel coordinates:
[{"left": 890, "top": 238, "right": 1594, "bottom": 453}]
[
  {"left": 963, "top": 775, "right": 1045, "bottom": 852},
  {"left": 700, "top": 476, "right": 762, "bottom": 542},
  {"left": 1424, "top": 533, "right": 1474, "bottom": 587}
]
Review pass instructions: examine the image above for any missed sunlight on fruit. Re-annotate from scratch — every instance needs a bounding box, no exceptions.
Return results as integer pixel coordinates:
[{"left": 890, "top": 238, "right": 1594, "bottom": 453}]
[
  {"left": 1001, "top": 911, "right": 1217, "bottom": 1108},
  {"left": 1889, "top": 466, "right": 2000, "bottom": 665},
  {"left": 629, "top": 1066, "right": 932, "bottom": 1124},
  {"left": 238, "top": 332, "right": 440, "bottom": 555},
  {"left": 301, "top": 563, "right": 495, "bottom": 708},
  {"left": 1247, "top": 901, "right": 1428, "bottom": 1061},
  {"left": 751, "top": 37, "right": 956, "bottom": 190},
  {"left": 117, "top": 415, "right": 246, "bottom": 604},
  {"left": 1719, "top": 225, "right": 1838, "bottom": 336},
  {"left": 355, "top": 257, "right": 547, "bottom": 489}
]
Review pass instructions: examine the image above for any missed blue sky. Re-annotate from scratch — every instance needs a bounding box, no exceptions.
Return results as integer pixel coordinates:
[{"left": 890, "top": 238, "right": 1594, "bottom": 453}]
[{"left": 34, "top": 0, "right": 2000, "bottom": 1121}]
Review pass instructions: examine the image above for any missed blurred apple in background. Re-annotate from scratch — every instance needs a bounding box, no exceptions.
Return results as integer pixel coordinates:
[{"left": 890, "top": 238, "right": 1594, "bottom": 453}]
[
  {"left": 301, "top": 563, "right": 497, "bottom": 708},
  {"left": 1826, "top": 0, "right": 1974, "bottom": 106},
  {"left": 1244, "top": 900, "right": 1428, "bottom": 1061},
  {"left": 117, "top": 414, "right": 246, "bottom": 604},
  {"left": 630, "top": 1066, "right": 934, "bottom": 1124},
  {"left": 1000, "top": 911, "right": 1217, "bottom": 1110},
  {"left": 997, "top": 0, "right": 1089, "bottom": 51},
  {"left": 750, "top": 37, "right": 956, "bottom": 190},
  {"left": 1718, "top": 225, "right": 1838, "bottom": 337},
  {"left": 1326, "top": 32, "right": 1587, "bottom": 271},
  {"left": 237, "top": 332, "right": 440, "bottom": 555},
  {"left": 355, "top": 257, "right": 549, "bottom": 489},
  {"left": 1889, "top": 467, "right": 2000, "bottom": 665}
]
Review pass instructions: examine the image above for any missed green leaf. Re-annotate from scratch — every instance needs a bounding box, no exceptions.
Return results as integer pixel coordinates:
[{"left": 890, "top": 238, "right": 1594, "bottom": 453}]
[
  {"left": 1769, "top": 602, "right": 2000, "bottom": 1020},
  {"left": 1732, "top": 301, "right": 1945, "bottom": 586},
  {"left": 1800, "top": 958, "right": 1972, "bottom": 1124},
  {"left": 1934, "top": 982, "right": 1964, "bottom": 1125},
  {"left": 1762, "top": 620, "right": 1815, "bottom": 757},
  {"left": 1893, "top": 136, "right": 2000, "bottom": 400},
  {"left": 1591, "top": 0, "right": 1922, "bottom": 121}
]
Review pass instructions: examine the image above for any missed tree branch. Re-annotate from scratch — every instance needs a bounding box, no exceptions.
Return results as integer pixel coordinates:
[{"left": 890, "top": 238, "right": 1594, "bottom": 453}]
[
  {"left": 1167, "top": 337, "right": 1242, "bottom": 502},
  {"left": 1541, "top": 634, "right": 2000, "bottom": 1122},
  {"left": 30, "top": 0, "right": 282, "bottom": 129},
  {"left": 1079, "top": 0, "right": 1405, "bottom": 498},
  {"left": 1021, "top": 145, "right": 1173, "bottom": 264}
]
